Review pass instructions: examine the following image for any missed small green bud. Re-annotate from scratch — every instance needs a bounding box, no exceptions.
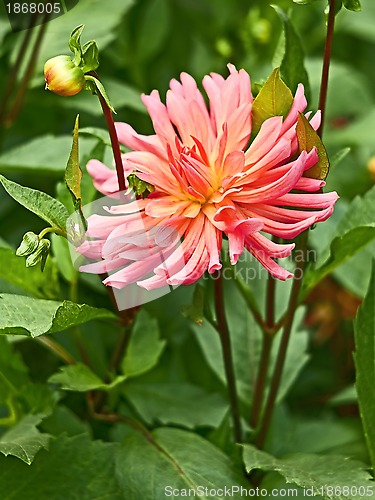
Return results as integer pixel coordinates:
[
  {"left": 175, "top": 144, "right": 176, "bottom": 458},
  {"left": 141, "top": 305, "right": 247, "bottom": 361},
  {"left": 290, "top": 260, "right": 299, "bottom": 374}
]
[
  {"left": 16, "top": 232, "right": 40, "bottom": 257},
  {"left": 25, "top": 239, "right": 51, "bottom": 271},
  {"left": 44, "top": 55, "right": 86, "bottom": 97}
]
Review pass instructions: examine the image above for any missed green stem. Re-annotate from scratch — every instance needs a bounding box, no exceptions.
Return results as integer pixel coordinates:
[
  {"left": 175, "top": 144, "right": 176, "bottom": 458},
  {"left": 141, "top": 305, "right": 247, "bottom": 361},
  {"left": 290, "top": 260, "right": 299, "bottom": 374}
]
[
  {"left": 37, "top": 336, "right": 76, "bottom": 365},
  {"left": 213, "top": 271, "right": 242, "bottom": 443},
  {"left": 318, "top": 0, "right": 336, "bottom": 139},
  {"left": 255, "top": 231, "right": 308, "bottom": 448},
  {"left": 250, "top": 237, "right": 279, "bottom": 430},
  {"left": 38, "top": 227, "right": 65, "bottom": 239},
  {"left": 250, "top": 331, "right": 273, "bottom": 430}
]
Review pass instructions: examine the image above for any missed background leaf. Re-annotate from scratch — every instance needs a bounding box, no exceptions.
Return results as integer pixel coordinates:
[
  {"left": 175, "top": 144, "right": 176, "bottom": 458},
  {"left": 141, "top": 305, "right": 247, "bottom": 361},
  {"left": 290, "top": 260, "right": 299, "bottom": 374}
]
[
  {"left": 0, "top": 414, "right": 50, "bottom": 465},
  {"left": 272, "top": 5, "right": 311, "bottom": 101},
  {"left": 354, "top": 261, "right": 375, "bottom": 469},
  {"left": 243, "top": 445, "right": 373, "bottom": 498},
  {"left": 121, "top": 310, "right": 166, "bottom": 378},
  {"left": 0, "top": 294, "right": 116, "bottom": 337}
]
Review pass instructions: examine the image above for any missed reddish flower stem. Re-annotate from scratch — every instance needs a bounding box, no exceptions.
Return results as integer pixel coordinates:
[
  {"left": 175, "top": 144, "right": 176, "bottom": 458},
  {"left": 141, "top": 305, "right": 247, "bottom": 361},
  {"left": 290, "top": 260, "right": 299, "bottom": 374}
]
[
  {"left": 318, "top": 0, "right": 336, "bottom": 139},
  {"left": 213, "top": 271, "right": 242, "bottom": 443},
  {"left": 90, "top": 71, "right": 126, "bottom": 192}
]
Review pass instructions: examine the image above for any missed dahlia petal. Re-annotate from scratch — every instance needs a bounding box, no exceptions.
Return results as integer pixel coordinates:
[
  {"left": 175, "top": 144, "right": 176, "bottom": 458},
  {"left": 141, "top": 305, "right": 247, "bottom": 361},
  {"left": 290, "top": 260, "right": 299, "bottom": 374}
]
[
  {"left": 86, "top": 160, "right": 120, "bottom": 196},
  {"left": 245, "top": 116, "right": 283, "bottom": 164},
  {"left": 141, "top": 90, "right": 178, "bottom": 149},
  {"left": 280, "top": 83, "right": 307, "bottom": 135},
  {"left": 204, "top": 220, "right": 222, "bottom": 273},
  {"left": 115, "top": 122, "right": 166, "bottom": 160},
  {"left": 270, "top": 191, "right": 339, "bottom": 209},
  {"left": 294, "top": 177, "right": 325, "bottom": 192},
  {"left": 145, "top": 198, "right": 192, "bottom": 218}
]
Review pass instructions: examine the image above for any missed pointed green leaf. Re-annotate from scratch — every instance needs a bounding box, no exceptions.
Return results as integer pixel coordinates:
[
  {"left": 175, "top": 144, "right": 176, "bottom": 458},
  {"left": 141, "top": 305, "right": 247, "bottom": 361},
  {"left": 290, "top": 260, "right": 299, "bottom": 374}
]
[
  {"left": 65, "top": 115, "right": 87, "bottom": 231},
  {"left": 354, "top": 261, "right": 375, "bottom": 469},
  {"left": 272, "top": 5, "right": 310, "bottom": 101},
  {"left": 0, "top": 415, "right": 51, "bottom": 465},
  {"left": 243, "top": 445, "right": 373, "bottom": 498},
  {"left": 0, "top": 175, "right": 69, "bottom": 235},
  {"left": 49, "top": 363, "right": 126, "bottom": 392},
  {"left": 296, "top": 113, "right": 329, "bottom": 180},
  {"left": 65, "top": 116, "right": 82, "bottom": 208},
  {"left": 121, "top": 310, "right": 165, "bottom": 378},
  {"left": 0, "top": 294, "right": 116, "bottom": 337},
  {"left": 251, "top": 68, "right": 293, "bottom": 137}
]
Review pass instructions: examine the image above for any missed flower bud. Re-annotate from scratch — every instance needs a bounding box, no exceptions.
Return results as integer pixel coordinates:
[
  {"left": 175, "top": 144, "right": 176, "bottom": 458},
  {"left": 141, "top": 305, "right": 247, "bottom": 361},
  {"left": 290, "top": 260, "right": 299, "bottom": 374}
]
[
  {"left": 25, "top": 238, "right": 51, "bottom": 271},
  {"left": 16, "top": 232, "right": 40, "bottom": 257},
  {"left": 44, "top": 55, "right": 86, "bottom": 97}
]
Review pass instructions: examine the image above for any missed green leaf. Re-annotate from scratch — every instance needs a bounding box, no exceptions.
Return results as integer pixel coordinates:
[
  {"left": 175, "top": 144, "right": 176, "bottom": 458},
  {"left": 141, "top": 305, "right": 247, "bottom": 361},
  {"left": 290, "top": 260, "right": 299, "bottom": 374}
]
[
  {"left": 251, "top": 68, "right": 293, "bottom": 137},
  {"left": 0, "top": 246, "right": 60, "bottom": 299},
  {"left": 354, "top": 261, "right": 375, "bottom": 470},
  {"left": 85, "top": 75, "right": 116, "bottom": 114},
  {"left": 68, "top": 24, "right": 84, "bottom": 66},
  {"left": 0, "top": 414, "right": 50, "bottom": 465},
  {"left": 0, "top": 175, "right": 69, "bottom": 235},
  {"left": 343, "top": 0, "right": 361, "bottom": 12},
  {"left": 0, "top": 294, "right": 116, "bottom": 338},
  {"left": 0, "top": 135, "right": 98, "bottom": 176},
  {"left": 296, "top": 113, "right": 329, "bottom": 180},
  {"left": 0, "top": 434, "right": 122, "bottom": 499},
  {"left": 65, "top": 116, "right": 82, "bottom": 209},
  {"left": 121, "top": 310, "right": 166, "bottom": 378},
  {"left": 49, "top": 363, "right": 126, "bottom": 392},
  {"left": 116, "top": 427, "right": 249, "bottom": 499},
  {"left": 305, "top": 186, "right": 375, "bottom": 290},
  {"left": 123, "top": 382, "right": 228, "bottom": 429},
  {"left": 81, "top": 40, "right": 100, "bottom": 73},
  {"left": 272, "top": 6, "right": 311, "bottom": 101},
  {"left": 65, "top": 115, "right": 87, "bottom": 232},
  {"left": 242, "top": 445, "right": 373, "bottom": 498}
]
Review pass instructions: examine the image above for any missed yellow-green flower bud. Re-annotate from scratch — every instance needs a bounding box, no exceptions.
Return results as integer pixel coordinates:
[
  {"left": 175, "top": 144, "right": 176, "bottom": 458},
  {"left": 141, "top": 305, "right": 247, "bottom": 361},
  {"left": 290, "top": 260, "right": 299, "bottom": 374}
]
[
  {"left": 44, "top": 55, "right": 86, "bottom": 97},
  {"left": 16, "top": 232, "right": 39, "bottom": 257},
  {"left": 25, "top": 238, "right": 51, "bottom": 270}
]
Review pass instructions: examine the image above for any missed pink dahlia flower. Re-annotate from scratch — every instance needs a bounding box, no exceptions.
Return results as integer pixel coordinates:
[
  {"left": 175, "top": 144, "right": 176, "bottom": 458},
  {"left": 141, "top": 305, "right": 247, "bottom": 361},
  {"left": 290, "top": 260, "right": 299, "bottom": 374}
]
[{"left": 80, "top": 65, "right": 338, "bottom": 289}]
